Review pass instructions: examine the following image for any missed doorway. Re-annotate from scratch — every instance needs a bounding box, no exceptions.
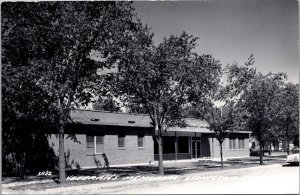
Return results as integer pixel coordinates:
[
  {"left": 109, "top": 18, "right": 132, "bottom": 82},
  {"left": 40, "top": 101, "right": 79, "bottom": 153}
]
[{"left": 192, "top": 138, "right": 201, "bottom": 158}]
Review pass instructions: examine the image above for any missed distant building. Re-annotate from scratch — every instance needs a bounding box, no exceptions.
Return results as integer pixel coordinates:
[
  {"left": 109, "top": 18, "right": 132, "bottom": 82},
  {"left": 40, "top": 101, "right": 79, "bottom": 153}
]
[{"left": 48, "top": 109, "right": 250, "bottom": 169}]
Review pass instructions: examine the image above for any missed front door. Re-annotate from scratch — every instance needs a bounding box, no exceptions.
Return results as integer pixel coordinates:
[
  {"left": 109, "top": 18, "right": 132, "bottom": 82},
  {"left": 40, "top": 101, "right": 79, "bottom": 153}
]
[{"left": 192, "top": 139, "right": 201, "bottom": 158}]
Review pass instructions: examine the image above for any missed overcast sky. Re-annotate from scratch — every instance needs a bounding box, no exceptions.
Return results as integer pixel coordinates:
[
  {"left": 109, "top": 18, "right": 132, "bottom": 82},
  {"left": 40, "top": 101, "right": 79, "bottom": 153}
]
[{"left": 133, "top": 0, "right": 299, "bottom": 83}]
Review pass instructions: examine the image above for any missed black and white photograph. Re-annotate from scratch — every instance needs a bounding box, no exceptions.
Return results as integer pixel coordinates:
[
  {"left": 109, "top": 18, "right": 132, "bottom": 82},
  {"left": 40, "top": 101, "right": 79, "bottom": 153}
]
[{"left": 1, "top": 0, "right": 299, "bottom": 194}]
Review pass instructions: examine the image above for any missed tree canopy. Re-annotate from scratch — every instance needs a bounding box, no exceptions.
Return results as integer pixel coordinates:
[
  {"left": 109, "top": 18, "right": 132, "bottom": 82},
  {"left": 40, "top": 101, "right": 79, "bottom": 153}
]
[
  {"left": 104, "top": 31, "right": 222, "bottom": 174},
  {"left": 225, "top": 55, "right": 288, "bottom": 164},
  {"left": 2, "top": 1, "right": 144, "bottom": 182}
]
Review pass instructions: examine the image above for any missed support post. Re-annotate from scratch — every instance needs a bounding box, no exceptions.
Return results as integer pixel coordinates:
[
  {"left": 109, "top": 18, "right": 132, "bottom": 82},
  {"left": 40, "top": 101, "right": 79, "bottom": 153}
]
[
  {"left": 211, "top": 137, "right": 214, "bottom": 159},
  {"left": 175, "top": 131, "right": 178, "bottom": 161},
  {"left": 200, "top": 134, "right": 202, "bottom": 158},
  {"left": 195, "top": 132, "right": 197, "bottom": 159},
  {"left": 190, "top": 136, "right": 192, "bottom": 159}
]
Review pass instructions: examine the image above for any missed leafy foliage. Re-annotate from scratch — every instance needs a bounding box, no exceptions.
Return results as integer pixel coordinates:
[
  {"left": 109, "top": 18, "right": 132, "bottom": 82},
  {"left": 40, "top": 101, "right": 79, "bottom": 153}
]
[
  {"left": 92, "top": 98, "right": 121, "bottom": 112},
  {"left": 104, "top": 31, "right": 222, "bottom": 174},
  {"left": 2, "top": 1, "right": 142, "bottom": 181},
  {"left": 225, "top": 55, "right": 288, "bottom": 164},
  {"left": 205, "top": 103, "right": 235, "bottom": 143},
  {"left": 272, "top": 83, "right": 299, "bottom": 153},
  {"left": 107, "top": 32, "right": 222, "bottom": 133}
]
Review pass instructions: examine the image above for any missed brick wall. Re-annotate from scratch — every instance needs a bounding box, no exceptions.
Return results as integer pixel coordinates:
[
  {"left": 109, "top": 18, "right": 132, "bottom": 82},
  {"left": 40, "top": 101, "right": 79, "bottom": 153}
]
[
  {"left": 48, "top": 131, "right": 249, "bottom": 169},
  {"left": 48, "top": 133, "right": 154, "bottom": 169},
  {"left": 209, "top": 136, "right": 250, "bottom": 159}
]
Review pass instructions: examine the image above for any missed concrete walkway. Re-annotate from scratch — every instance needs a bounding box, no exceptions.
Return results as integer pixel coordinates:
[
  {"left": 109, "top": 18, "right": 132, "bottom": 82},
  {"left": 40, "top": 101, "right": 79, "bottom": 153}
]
[{"left": 3, "top": 164, "right": 298, "bottom": 194}]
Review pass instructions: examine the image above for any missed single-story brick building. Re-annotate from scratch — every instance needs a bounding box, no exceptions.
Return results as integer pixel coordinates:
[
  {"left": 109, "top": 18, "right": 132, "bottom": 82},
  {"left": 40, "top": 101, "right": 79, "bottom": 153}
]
[{"left": 48, "top": 109, "right": 251, "bottom": 169}]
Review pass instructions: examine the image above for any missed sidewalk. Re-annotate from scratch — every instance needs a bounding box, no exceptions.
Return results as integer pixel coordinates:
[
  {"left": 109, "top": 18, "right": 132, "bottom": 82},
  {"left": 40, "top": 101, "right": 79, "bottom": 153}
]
[
  {"left": 3, "top": 164, "right": 295, "bottom": 194},
  {"left": 2, "top": 153, "right": 287, "bottom": 193}
]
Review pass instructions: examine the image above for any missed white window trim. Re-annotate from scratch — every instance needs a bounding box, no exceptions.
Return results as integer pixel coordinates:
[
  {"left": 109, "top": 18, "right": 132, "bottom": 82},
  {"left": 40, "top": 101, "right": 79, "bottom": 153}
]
[
  {"left": 94, "top": 136, "right": 104, "bottom": 154},
  {"left": 229, "top": 138, "right": 237, "bottom": 150},
  {"left": 87, "top": 135, "right": 104, "bottom": 155},
  {"left": 238, "top": 138, "right": 245, "bottom": 150}
]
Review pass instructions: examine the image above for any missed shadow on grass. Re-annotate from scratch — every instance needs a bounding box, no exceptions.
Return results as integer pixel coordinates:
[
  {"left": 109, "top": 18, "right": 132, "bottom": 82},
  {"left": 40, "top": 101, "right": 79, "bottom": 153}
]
[{"left": 64, "top": 165, "right": 188, "bottom": 177}]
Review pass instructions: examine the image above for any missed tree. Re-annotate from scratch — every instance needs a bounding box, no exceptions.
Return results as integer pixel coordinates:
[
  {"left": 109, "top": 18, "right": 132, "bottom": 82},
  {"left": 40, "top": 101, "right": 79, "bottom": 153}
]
[
  {"left": 2, "top": 64, "right": 58, "bottom": 178},
  {"left": 182, "top": 100, "right": 208, "bottom": 119},
  {"left": 272, "top": 83, "right": 299, "bottom": 154},
  {"left": 225, "top": 55, "right": 286, "bottom": 164},
  {"left": 204, "top": 102, "right": 234, "bottom": 167},
  {"left": 2, "top": 1, "right": 142, "bottom": 182},
  {"left": 92, "top": 98, "right": 121, "bottom": 112},
  {"left": 106, "top": 32, "right": 222, "bottom": 174}
]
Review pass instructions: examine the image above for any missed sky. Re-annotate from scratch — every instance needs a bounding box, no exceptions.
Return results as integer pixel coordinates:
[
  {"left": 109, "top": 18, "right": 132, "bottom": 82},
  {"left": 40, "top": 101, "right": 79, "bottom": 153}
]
[{"left": 133, "top": 0, "right": 299, "bottom": 83}]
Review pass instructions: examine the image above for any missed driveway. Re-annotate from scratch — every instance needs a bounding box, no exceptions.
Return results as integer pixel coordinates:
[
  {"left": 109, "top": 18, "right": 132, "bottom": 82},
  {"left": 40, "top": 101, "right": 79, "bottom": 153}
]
[{"left": 2, "top": 164, "right": 298, "bottom": 194}]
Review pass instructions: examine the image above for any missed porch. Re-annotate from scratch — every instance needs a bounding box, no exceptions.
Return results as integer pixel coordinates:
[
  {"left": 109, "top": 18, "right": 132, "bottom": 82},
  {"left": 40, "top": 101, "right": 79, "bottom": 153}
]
[{"left": 154, "top": 131, "right": 213, "bottom": 161}]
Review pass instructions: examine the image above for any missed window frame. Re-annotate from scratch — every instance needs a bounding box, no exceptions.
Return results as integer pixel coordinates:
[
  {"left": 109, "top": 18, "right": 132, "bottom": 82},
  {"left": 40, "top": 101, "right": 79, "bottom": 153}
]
[
  {"left": 86, "top": 135, "right": 104, "bottom": 155},
  {"left": 137, "top": 135, "right": 145, "bottom": 149},
  {"left": 238, "top": 138, "right": 245, "bottom": 150},
  {"left": 118, "top": 134, "right": 126, "bottom": 149},
  {"left": 229, "top": 138, "right": 236, "bottom": 150}
]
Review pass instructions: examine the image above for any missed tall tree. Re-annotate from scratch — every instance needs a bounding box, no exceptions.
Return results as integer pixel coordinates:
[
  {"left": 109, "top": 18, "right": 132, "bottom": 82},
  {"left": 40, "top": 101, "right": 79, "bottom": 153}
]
[
  {"left": 2, "top": 64, "right": 58, "bottom": 178},
  {"left": 2, "top": 1, "right": 142, "bottom": 182},
  {"left": 204, "top": 102, "right": 234, "bottom": 167},
  {"left": 105, "top": 32, "right": 222, "bottom": 174},
  {"left": 272, "top": 83, "right": 299, "bottom": 154},
  {"left": 225, "top": 55, "right": 286, "bottom": 164}
]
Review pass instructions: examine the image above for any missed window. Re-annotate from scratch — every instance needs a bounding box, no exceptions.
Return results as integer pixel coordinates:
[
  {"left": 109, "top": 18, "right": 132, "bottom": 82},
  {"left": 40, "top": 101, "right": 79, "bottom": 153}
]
[
  {"left": 96, "top": 136, "right": 104, "bottom": 153},
  {"left": 86, "top": 135, "right": 104, "bottom": 154},
  {"left": 238, "top": 138, "right": 245, "bottom": 150},
  {"left": 118, "top": 135, "right": 126, "bottom": 148},
  {"left": 229, "top": 138, "right": 236, "bottom": 150},
  {"left": 87, "top": 135, "right": 95, "bottom": 154},
  {"left": 178, "top": 137, "right": 189, "bottom": 153},
  {"left": 138, "top": 135, "right": 145, "bottom": 148}
]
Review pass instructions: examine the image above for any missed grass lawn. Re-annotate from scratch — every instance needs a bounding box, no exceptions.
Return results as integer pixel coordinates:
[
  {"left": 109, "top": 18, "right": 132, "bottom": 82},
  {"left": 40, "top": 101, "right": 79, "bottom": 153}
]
[{"left": 2, "top": 154, "right": 287, "bottom": 191}]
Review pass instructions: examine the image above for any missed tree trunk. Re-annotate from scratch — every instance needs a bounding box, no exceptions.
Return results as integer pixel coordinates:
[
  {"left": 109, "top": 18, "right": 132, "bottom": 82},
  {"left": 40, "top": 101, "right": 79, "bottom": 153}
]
[
  {"left": 157, "top": 135, "right": 164, "bottom": 175},
  {"left": 220, "top": 142, "right": 223, "bottom": 168},
  {"left": 286, "top": 120, "right": 290, "bottom": 155},
  {"left": 58, "top": 125, "right": 66, "bottom": 183},
  {"left": 287, "top": 139, "right": 290, "bottom": 155},
  {"left": 58, "top": 98, "right": 66, "bottom": 184},
  {"left": 269, "top": 144, "right": 271, "bottom": 156},
  {"left": 19, "top": 152, "right": 26, "bottom": 179},
  {"left": 153, "top": 109, "right": 164, "bottom": 175},
  {"left": 259, "top": 144, "right": 264, "bottom": 165}
]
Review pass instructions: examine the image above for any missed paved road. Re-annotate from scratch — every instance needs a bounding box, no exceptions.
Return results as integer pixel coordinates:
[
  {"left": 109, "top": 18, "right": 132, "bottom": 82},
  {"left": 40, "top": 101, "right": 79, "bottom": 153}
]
[
  {"left": 2, "top": 164, "right": 299, "bottom": 194},
  {"left": 103, "top": 164, "right": 299, "bottom": 194}
]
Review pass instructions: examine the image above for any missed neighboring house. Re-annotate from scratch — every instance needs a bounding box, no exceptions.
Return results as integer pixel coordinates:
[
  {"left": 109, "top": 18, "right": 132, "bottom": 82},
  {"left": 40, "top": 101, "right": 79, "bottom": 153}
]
[{"left": 48, "top": 109, "right": 251, "bottom": 169}]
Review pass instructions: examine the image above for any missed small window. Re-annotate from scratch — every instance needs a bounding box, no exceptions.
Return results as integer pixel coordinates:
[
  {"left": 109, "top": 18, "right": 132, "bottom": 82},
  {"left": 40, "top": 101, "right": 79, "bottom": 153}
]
[
  {"left": 118, "top": 135, "right": 126, "bottom": 148},
  {"left": 138, "top": 135, "right": 145, "bottom": 148},
  {"left": 86, "top": 135, "right": 104, "bottom": 154},
  {"left": 229, "top": 138, "right": 236, "bottom": 150},
  {"left": 87, "top": 135, "right": 95, "bottom": 154},
  {"left": 96, "top": 136, "right": 104, "bottom": 153},
  {"left": 238, "top": 138, "right": 245, "bottom": 150}
]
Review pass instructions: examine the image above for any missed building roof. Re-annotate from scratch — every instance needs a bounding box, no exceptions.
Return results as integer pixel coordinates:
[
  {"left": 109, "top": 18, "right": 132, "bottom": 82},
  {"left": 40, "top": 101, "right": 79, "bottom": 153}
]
[
  {"left": 71, "top": 109, "right": 251, "bottom": 134},
  {"left": 71, "top": 109, "right": 152, "bottom": 127}
]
